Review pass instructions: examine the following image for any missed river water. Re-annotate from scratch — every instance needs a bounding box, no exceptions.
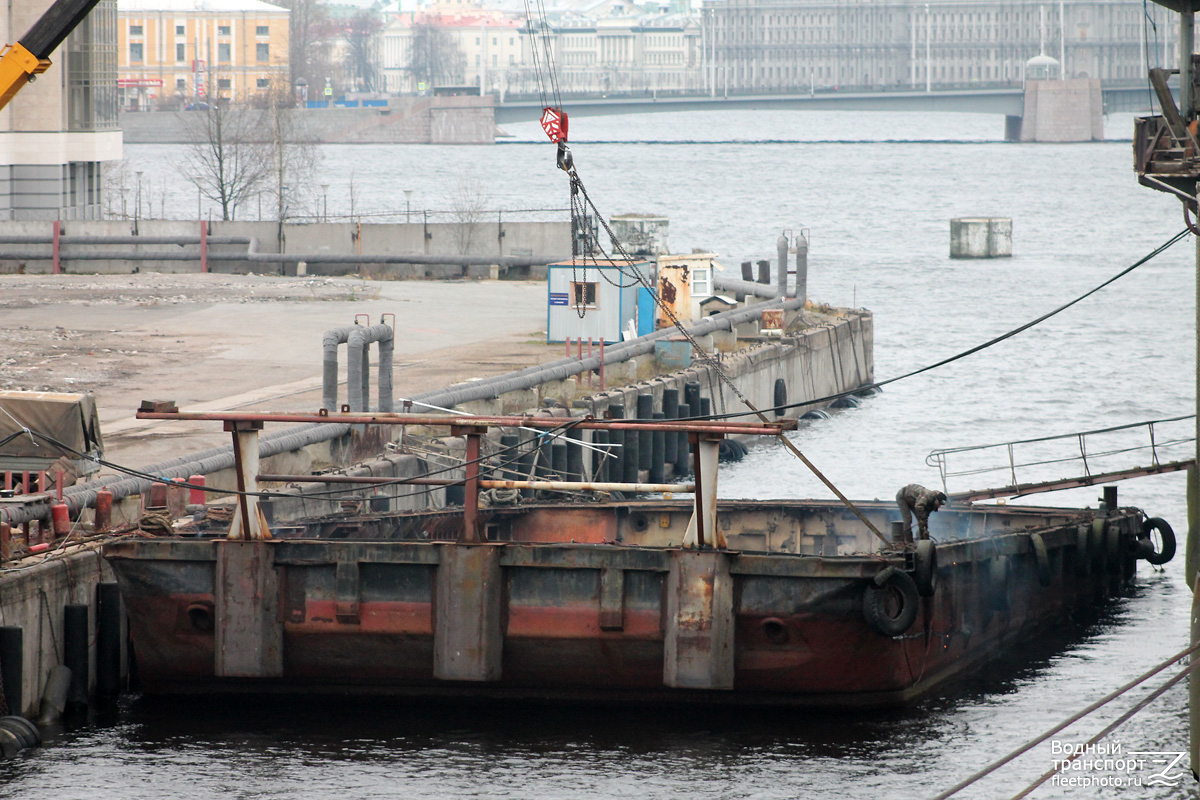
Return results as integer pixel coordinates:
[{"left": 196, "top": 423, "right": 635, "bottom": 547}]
[{"left": 3, "top": 110, "right": 1198, "bottom": 799}]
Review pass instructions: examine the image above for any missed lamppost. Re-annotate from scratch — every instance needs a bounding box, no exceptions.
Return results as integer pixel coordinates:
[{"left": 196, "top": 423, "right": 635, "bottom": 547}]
[
  {"left": 320, "top": 183, "right": 329, "bottom": 222},
  {"left": 135, "top": 171, "right": 144, "bottom": 222},
  {"left": 404, "top": 189, "right": 414, "bottom": 222}
]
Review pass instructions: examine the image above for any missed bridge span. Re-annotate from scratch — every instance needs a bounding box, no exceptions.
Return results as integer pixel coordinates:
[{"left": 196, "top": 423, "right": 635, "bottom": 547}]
[{"left": 494, "top": 84, "right": 1152, "bottom": 127}]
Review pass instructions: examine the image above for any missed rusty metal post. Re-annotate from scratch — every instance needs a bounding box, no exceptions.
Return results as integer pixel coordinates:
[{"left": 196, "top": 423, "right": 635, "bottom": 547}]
[
  {"left": 51, "top": 220, "right": 60, "bottom": 275},
  {"left": 684, "top": 434, "right": 722, "bottom": 549},
  {"left": 663, "top": 549, "right": 734, "bottom": 690},
  {"left": 565, "top": 336, "right": 571, "bottom": 358},
  {"left": 433, "top": 543, "right": 503, "bottom": 682},
  {"left": 215, "top": 538, "right": 283, "bottom": 677},
  {"left": 199, "top": 220, "right": 208, "bottom": 273},
  {"left": 225, "top": 419, "right": 266, "bottom": 540},
  {"left": 454, "top": 426, "right": 484, "bottom": 543}
]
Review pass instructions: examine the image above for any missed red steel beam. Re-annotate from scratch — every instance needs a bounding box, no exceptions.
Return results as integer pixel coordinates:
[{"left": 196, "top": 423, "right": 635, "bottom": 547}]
[
  {"left": 258, "top": 473, "right": 694, "bottom": 493},
  {"left": 136, "top": 409, "right": 796, "bottom": 435}
]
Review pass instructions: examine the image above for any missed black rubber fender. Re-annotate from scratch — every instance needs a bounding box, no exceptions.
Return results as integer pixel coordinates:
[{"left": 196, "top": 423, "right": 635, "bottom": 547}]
[
  {"left": 1074, "top": 524, "right": 1091, "bottom": 577},
  {"left": 1104, "top": 522, "right": 1123, "bottom": 573},
  {"left": 914, "top": 539, "right": 938, "bottom": 597},
  {"left": 717, "top": 439, "right": 745, "bottom": 463},
  {"left": 0, "top": 716, "right": 39, "bottom": 748},
  {"left": 773, "top": 378, "right": 787, "bottom": 417},
  {"left": 0, "top": 718, "right": 36, "bottom": 749},
  {"left": 1139, "top": 517, "right": 1176, "bottom": 565},
  {"left": 863, "top": 567, "right": 920, "bottom": 637},
  {"left": 1030, "top": 533, "right": 1052, "bottom": 587},
  {"left": 0, "top": 727, "right": 22, "bottom": 759},
  {"left": 987, "top": 556, "right": 1012, "bottom": 612},
  {"left": 1089, "top": 519, "right": 1107, "bottom": 572}
]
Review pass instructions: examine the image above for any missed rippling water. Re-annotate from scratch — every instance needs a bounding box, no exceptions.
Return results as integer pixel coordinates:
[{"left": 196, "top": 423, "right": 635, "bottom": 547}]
[{"left": 4, "top": 110, "right": 1196, "bottom": 798}]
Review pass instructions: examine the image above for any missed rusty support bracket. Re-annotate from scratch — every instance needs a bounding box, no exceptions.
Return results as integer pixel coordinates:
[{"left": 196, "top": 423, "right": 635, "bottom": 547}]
[
  {"left": 451, "top": 425, "right": 487, "bottom": 544},
  {"left": 598, "top": 566, "right": 625, "bottom": 631}
]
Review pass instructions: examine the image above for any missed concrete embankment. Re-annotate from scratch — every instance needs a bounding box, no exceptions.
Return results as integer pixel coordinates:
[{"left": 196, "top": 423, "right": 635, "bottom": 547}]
[
  {"left": 0, "top": 219, "right": 571, "bottom": 278},
  {"left": 119, "top": 96, "right": 498, "bottom": 145}
]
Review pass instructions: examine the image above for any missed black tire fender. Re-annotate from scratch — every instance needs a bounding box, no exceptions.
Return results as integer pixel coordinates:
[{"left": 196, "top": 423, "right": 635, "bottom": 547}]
[
  {"left": 1089, "top": 519, "right": 1107, "bottom": 572},
  {"left": 988, "top": 556, "right": 1012, "bottom": 612},
  {"left": 863, "top": 566, "right": 920, "bottom": 637},
  {"left": 914, "top": 539, "right": 938, "bottom": 597},
  {"left": 1105, "top": 523, "right": 1123, "bottom": 573},
  {"left": 1139, "top": 517, "right": 1177, "bottom": 565},
  {"left": 773, "top": 378, "right": 787, "bottom": 417},
  {"left": 0, "top": 716, "right": 39, "bottom": 748},
  {"left": 0, "top": 718, "right": 36, "bottom": 749},
  {"left": 1074, "top": 524, "right": 1091, "bottom": 577},
  {"left": 1030, "top": 533, "right": 1052, "bottom": 587}
]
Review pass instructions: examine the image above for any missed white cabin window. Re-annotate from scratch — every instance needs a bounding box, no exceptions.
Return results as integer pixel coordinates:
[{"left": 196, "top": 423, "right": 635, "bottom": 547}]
[
  {"left": 692, "top": 267, "right": 711, "bottom": 297},
  {"left": 572, "top": 281, "right": 598, "bottom": 308}
]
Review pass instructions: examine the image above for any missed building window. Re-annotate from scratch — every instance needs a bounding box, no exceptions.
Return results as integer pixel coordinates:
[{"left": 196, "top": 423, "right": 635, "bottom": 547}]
[
  {"left": 257, "top": 78, "right": 270, "bottom": 89},
  {"left": 218, "top": 42, "right": 231, "bottom": 62},
  {"left": 176, "top": 24, "right": 185, "bottom": 35},
  {"left": 256, "top": 25, "right": 269, "bottom": 36},
  {"left": 129, "top": 42, "right": 143, "bottom": 62},
  {"left": 571, "top": 281, "right": 598, "bottom": 308},
  {"left": 691, "top": 267, "right": 711, "bottom": 297},
  {"left": 492, "top": 54, "right": 497, "bottom": 66},
  {"left": 218, "top": 25, "right": 231, "bottom": 36},
  {"left": 176, "top": 78, "right": 186, "bottom": 89},
  {"left": 256, "top": 43, "right": 269, "bottom": 61},
  {"left": 130, "top": 24, "right": 143, "bottom": 35},
  {"left": 176, "top": 43, "right": 186, "bottom": 61},
  {"left": 475, "top": 55, "right": 480, "bottom": 65},
  {"left": 218, "top": 78, "right": 231, "bottom": 89}
]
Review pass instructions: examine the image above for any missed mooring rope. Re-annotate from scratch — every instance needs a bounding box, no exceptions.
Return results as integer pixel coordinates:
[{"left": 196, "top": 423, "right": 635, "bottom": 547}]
[{"left": 932, "top": 639, "right": 1200, "bottom": 800}]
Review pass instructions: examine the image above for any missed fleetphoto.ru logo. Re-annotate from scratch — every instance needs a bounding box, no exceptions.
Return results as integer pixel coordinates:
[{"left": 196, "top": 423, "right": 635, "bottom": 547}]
[{"left": 1050, "top": 740, "right": 1188, "bottom": 789}]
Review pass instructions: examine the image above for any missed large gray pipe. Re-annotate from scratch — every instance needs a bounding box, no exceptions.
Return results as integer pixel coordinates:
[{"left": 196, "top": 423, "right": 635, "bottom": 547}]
[
  {"left": 795, "top": 231, "right": 808, "bottom": 305},
  {"left": 777, "top": 233, "right": 789, "bottom": 299},
  {"left": 322, "top": 327, "right": 357, "bottom": 411},
  {"left": 348, "top": 325, "right": 394, "bottom": 412},
  {"left": 0, "top": 297, "right": 803, "bottom": 527},
  {"left": 324, "top": 324, "right": 394, "bottom": 413},
  {"left": 713, "top": 275, "right": 777, "bottom": 299},
  {"left": 0, "top": 234, "right": 560, "bottom": 268}
]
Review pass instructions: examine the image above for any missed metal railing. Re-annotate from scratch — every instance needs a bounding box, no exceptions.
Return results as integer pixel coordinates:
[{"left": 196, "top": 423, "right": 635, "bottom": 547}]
[{"left": 926, "top": 415, "right": 1195, "bottom": 497}]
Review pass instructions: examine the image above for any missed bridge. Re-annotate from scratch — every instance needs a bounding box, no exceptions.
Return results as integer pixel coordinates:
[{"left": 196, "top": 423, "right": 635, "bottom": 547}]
[{"left": 494, "top": 83, "right": 1154, "bottom": 127}]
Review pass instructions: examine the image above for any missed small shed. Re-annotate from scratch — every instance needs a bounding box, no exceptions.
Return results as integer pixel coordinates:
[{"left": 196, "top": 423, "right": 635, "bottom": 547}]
[
  {"left": 546, "top": 259, "right": 651, "bottom": 344},
  {"left": 656, "top": 253, "right": 721, "bottom": 327},
  {"left": 699, "top": 295, "right": 737, "bottom": 316}
]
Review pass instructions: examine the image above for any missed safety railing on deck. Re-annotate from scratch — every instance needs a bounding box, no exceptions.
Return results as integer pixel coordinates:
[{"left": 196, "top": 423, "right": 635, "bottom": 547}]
[{"left": 926, "top": 414, "right": 1196, "bottom": 501}]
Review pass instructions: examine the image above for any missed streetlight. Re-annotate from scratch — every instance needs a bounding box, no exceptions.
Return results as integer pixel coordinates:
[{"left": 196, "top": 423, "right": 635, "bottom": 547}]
[
  {"left": 320, "top": 183, "right": 329, "bottom": 223},
  {"left": 135, "top": 171, "right": 144, "bottom": 222},
  {"left": 404, "top": 189, "right": 414, "bottom": 222}
]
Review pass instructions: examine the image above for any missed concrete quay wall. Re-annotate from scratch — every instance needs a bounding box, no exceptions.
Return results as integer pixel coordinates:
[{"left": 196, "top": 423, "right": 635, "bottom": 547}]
[
  {"left": 263, "top": 310, "right": 874, "bottom": 522},
  {"left": 0, "top": 548, "right": 125, "bottom": 718},
  {"left": 119, "top": 96, "right": 497, "bottom": 145},
  {"left": 0, "top": 219, "right": 571, "bottom": 278}
]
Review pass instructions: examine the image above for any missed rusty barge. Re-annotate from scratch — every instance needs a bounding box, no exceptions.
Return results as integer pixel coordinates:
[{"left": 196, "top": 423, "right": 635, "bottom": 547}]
[{"left": 98, "top": 408, "right": 1174, "bottom": 708}]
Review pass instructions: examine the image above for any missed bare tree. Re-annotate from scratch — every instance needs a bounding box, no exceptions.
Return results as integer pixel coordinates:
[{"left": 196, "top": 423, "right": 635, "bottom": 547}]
[
  {"left": 344, "top": 11, "right": 383, "bottom": 92},
  {"left": 409, "top": 23, "right": 464, "bottom": 89},
  {"left": 180, "top": 98, "right": 270, "bottom": 221},
  {"left": 277, "top": 0, "right": 337, "bottom": 96},
  {"left": 260, "top": 84, "right": 321, "bottom": 221},
  {"left": 450, "top": 176, "right": 487, "bottom": 254}
]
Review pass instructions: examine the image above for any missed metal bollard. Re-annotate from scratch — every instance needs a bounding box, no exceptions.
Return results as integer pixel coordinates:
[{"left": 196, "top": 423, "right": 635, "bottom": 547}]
[
  {"left": 636, "top": 393, "right": 653, "bottom": 473},
  {"left": 94, "top": 489, "right": 113, "bottom": 533}
]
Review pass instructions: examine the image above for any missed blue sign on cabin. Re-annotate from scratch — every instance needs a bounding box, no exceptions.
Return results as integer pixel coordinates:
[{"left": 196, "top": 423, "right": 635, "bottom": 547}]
[{"left": 549, "top": 292, "right": 569, "bottom": 306}]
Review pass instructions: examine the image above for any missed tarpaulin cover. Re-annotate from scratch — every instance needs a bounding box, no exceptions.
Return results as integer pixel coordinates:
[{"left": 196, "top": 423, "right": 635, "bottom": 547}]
[{"left": 0, "top": 391, "right": 103, "bottom": 459}]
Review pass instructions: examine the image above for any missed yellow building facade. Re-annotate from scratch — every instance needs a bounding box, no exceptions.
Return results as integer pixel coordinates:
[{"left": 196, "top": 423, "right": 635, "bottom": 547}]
[{"left": 117, "top": 0, "right": 290, "bottom": 109}]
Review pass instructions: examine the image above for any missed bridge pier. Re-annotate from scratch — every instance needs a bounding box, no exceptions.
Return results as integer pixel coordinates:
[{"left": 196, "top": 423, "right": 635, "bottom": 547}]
[{"left": 1013, "top": 79, "right": 1104, "bottom": 142}]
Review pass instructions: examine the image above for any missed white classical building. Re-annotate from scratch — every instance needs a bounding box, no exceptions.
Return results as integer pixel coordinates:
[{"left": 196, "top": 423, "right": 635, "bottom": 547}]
[{"left": 698, "top": 0, "right": 1173, "bottom": 95}]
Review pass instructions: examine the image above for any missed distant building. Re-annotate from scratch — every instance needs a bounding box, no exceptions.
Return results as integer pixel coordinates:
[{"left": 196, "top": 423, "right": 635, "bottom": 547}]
[
  {"left": 381, "top": 7, "right": 523, "bottom": 94},
  {"left": 116, "top": 0, "right": 290, "bottom": 109},
  {"left": 0, "top": 0, "right": 120, "bottom": 220},
  {"left": 699, "top": 0, "right": 1172, "bottom": 94}
]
